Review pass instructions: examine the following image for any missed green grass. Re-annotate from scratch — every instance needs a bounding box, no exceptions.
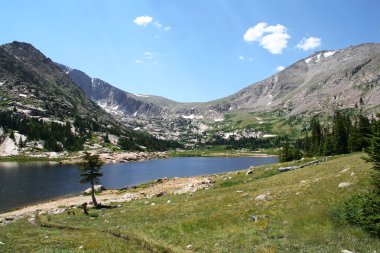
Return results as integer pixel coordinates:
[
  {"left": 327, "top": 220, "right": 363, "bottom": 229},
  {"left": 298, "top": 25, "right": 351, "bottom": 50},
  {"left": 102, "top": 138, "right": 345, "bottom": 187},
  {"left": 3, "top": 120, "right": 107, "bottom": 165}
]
[
  {"left": 0, "top": 155, "right": 64, "bottom": 163},
  {"left": 214, "top": 111, "right": 307, "bottom": 138},
  {"left": 0, "top": 153, "right": 379, "bottom": 252},
  {"left": 169, "top": 146, "right": 276, "bottom": 157}
]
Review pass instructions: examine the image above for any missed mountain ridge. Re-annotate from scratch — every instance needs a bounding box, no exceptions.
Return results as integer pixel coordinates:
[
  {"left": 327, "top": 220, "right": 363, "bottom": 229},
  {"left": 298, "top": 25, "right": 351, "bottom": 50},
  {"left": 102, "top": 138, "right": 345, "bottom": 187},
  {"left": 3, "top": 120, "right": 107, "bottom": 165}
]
[{"left": 59, "top": 42, "right": 380, "bottom": 118}]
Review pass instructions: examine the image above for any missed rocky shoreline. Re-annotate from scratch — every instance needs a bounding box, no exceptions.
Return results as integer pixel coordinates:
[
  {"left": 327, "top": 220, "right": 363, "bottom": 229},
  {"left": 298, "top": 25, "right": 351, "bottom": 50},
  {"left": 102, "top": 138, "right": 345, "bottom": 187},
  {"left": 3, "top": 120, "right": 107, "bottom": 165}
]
[
  {"left": 0, "top": 175, "right": 215, "bottom": 226},
  {"left": 0, "top": 151, "right": 169, "bottom": 164}
]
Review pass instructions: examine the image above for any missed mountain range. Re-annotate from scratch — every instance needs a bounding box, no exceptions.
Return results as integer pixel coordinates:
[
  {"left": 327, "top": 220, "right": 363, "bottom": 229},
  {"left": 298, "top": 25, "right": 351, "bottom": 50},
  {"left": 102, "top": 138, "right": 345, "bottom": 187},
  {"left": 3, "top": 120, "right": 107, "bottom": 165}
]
[
  {"left": 1, "top": 41, "right": 380, "bottom": 146},
  {"left": 58, "top": 43, "right": 380, "bottom": 141}
]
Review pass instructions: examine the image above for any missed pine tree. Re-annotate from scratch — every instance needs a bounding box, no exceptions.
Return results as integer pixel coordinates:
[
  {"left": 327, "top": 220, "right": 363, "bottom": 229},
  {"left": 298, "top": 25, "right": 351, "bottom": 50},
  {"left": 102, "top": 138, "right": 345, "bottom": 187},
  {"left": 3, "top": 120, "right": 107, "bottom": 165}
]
[
  {"left": 310, "top": 116, "right": 323, "bottom": 155},
  {"left": 332, "top": 111, "right": 349, "bottom": 154},
  {"left": 78, "top": 153, "right": 104, "bottom": 207},
  {"left": 364, "top": 113, "right": 380, "bottom": 193}
]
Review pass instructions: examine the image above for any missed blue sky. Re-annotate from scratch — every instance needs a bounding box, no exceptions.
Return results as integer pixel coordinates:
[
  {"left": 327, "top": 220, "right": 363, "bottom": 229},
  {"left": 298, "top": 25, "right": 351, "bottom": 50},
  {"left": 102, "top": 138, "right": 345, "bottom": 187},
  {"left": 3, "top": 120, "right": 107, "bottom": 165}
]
[{"left": 1, "top": 0, "right": 380, "bottom": 102}]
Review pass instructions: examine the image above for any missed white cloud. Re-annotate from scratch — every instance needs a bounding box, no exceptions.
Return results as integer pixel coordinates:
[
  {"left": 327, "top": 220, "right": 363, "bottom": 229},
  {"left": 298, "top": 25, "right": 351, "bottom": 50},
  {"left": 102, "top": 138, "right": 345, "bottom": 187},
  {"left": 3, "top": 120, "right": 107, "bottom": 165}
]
[
  {"left": 239, "top": 56, "right": 245, "bottom": 61},
  {"left": 134, "top": 16, "right": 153, "bottom": 26},
  {"left": 243, "top": 22, "right": 267, "bottom": 42},
  {"left": 135, "top": 60, "right": 144, "bottom": 64},
  {"left": 243, "top": 22, "right": 290, "bottom": 54},
  {"left": 144, "top": 52, "right": 155, "bottom": 56},
  {"left": 296, "top": 37, "right": 321, "bottom": 51},
  {"left": 164, "top": 26, "right": 171, "bottom": 31},
  {"left": 276, "top": 65, "right": 285, "bottom": 71}
]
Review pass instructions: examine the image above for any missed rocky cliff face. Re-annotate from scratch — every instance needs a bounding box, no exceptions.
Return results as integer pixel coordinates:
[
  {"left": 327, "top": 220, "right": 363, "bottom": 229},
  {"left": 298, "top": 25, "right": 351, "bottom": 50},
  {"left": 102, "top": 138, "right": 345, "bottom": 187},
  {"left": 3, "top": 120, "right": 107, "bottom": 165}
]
[{"left": 57, "top": 64, "right": 179, "bottom": 117}]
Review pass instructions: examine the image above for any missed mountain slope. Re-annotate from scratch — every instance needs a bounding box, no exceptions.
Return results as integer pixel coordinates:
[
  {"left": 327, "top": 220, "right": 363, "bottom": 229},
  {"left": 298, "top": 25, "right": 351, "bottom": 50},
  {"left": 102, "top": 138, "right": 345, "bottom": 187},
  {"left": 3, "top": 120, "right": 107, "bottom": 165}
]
[
  {"left": 0, "top": 41, "right": 182, "bottom": 153},
  {"left": 60, "top": 43, "right": 380, "bottom": 119},
  {"left": 57, "top": 43, "right": 380, "bottom": 142},
  {"left": 56, "top": 64, "right": 179, "bottom": 117},
  {"left": 0, "top": 41, "right": 116, "bottom": 122},
  {"left": 211, "top": 43, "right": 380, "bottom": 115}
]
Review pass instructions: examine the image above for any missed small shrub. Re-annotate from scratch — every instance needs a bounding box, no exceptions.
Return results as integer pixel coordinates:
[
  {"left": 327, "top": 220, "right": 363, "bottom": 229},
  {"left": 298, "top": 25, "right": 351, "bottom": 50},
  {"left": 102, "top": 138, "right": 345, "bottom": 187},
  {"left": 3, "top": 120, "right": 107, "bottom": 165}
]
[{"left": 333, "top": 193, "right": 380, "bottom": 237}]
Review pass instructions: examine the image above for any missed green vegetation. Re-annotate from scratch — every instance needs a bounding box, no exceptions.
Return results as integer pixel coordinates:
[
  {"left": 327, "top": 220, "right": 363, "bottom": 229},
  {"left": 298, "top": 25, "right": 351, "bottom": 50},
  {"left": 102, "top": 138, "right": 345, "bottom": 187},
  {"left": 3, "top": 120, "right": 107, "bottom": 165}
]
[
  {"left": 170, "top": 145, "right": 278, "bottom": 157},
  {"left": 216, "top": 111, "right": 306, "bottom": 138},
  {"left": 1, "top": 153, "right": 379, "bottom": 252},
  {"left": 0, "top": 155, "right": 63, "bottom": 162},
  {"left": 334, "top": 115, "right": 380, "bottom": 237},
  {"left": 279, "top": 110, "right": 377, "bottom": 161},
  {"left": 118, "top": 133, "right": 183, "bottom": 152},
  {"left": 0, "top": 109, "right": 183, "bottom": 152}
]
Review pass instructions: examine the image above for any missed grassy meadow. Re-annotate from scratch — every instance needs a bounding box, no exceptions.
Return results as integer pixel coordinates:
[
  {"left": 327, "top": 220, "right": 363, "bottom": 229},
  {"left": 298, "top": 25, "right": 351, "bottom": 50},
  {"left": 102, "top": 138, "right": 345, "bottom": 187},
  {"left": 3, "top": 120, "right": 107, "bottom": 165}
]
[{"left": 0, "top": 153, "right": 379, "bottom": 252}]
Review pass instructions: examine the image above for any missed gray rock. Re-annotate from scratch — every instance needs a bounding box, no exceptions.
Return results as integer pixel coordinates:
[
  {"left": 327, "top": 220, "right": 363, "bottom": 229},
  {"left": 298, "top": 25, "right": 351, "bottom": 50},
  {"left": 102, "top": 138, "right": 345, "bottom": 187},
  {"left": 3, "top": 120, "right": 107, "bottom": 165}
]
[
  {"left": 122, "top": 193, "right": 135, "bottom": 202},
  {"left": 341, "top": 250, "right": 354, "bottom": 253},
  {"left": 246, "top": 170, "right": 253, "bottom": 175},
  {"left": 338, "top": 182, "right": 352, "bottom": 188},
  {"left": 84, "top": 185, "right": 105, "bottom": 194},
  {"left": 250, "top": 215, "right": 258, "bottom": 222},
  {"left": 255, "top": 194, "right": 267, "bottom": 201}
]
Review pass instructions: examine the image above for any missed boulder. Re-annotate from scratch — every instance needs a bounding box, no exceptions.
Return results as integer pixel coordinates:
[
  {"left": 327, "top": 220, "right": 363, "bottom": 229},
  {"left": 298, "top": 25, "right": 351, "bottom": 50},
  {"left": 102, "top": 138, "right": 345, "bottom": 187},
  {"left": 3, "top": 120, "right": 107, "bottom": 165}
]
[
  {"left": 341, "top": 250, "right": 354, "bottom": 253},
  {"left": 338, "top": 182, "right": 352, "bottom": 188},
  {"left": 156, "top": 191, "right": 167, "bottom": 197},
  {"left": 122, "top": 193, "right": 136, "bottom": 202},
  {"left": 84, "top": 185, "right": 105, "bottom": 195},
  {"left": 255, "top": 194, "right": 267, "bottom": 201},
  {"left": 246, "top": 170, "right": 253, "bottom": 175}
]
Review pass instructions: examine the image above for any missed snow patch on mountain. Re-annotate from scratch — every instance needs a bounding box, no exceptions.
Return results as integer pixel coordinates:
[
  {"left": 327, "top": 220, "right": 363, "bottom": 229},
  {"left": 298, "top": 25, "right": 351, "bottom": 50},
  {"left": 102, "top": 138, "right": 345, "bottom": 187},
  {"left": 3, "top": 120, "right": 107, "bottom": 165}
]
[
  {"left": 323, "top": 51, "right": 336, "bottom": 57},
  {"left": 181, "top": 114, "right": 204, "bottom": 120},
  {"left": 134, "top": 94, "right": 150, "bottom": 98},
  {"left": 305, "top": 51, "right": 337, "bottom": 64}
]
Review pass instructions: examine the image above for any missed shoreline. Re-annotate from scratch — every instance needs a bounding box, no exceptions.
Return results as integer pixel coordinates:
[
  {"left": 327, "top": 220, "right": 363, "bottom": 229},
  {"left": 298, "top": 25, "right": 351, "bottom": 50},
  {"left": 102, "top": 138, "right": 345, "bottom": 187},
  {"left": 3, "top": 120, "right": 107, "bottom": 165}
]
[
  {"left": 0, "top": 151, "right": 277, "bottom": 164},
  {"left": 0, "top": 175, "right": 216, "bottom": 225}
]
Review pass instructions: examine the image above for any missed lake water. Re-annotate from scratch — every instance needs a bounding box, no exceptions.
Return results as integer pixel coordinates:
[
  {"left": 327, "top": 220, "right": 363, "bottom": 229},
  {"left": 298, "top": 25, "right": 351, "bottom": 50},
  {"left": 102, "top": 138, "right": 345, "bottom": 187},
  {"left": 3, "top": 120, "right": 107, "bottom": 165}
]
[{"left": 0, "top": 156, "right": 278, "bottom": 213}]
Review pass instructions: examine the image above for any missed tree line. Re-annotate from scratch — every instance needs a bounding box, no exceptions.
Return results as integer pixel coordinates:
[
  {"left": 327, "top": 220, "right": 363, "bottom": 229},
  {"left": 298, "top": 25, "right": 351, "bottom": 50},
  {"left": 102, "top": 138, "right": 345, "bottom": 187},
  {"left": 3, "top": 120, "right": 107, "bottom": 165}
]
[
  {"left": 280, "top": 111, "right": 379, "bottom": 162},
  {"left": 0, "top": 109, "right": 183, "bottom": 152}
]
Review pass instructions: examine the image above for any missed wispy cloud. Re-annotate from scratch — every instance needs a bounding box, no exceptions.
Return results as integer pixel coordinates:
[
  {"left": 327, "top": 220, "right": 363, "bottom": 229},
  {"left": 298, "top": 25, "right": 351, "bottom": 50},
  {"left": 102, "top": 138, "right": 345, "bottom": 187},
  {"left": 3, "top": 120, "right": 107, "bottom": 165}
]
[
  {"left": 146, "top": 20, "right": 171, "bottom": 32},
  {"left": 154, "top": 22, "right": 162, "bottom": 28},
  {"left": 144, "top": 52, "right": 155, "bottom": 56},
  {"left": 296, "top": 37, "right": 321, "bottom": 51},
  {"left": 276, "top": 65, "right": 285, "bottom": 71},
  {"left": 134, "top": 16, "right": 153, "bottom": 26},
  {"left": 135, "top": 52, "right": 159, "bottom": 65},
  {"left": 239, "top": 55, "right": 253, "bottom": 61},
  {"left": 244, "top": 22, "right": 290, "bottom": 54}
]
